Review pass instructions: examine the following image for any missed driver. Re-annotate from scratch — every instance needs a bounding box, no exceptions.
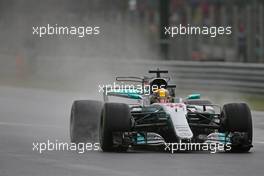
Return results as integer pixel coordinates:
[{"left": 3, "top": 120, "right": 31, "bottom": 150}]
[{"left": 150, "top": 88, "right": 170, "bottom": 103}]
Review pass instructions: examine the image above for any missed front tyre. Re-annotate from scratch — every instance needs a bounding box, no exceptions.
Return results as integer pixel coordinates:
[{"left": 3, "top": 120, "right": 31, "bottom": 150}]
[
  {"left": 70, "top": 100, "right": 103, "bottom": 144},
  {"left": 99, "top": 102, "right": 131, "bottom": 152},
  {"left": 221, "top": 103, "right": 253, "bottom": 152}
]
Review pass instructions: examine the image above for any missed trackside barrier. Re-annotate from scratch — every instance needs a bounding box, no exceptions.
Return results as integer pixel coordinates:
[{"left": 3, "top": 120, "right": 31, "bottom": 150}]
[
  {"left": 1, "top": 54, "right": 264, "bottom": 95},
  {"left": 130, "top": 60, "right": 264, "bottom": 94},
  {"left": 33, "top": 58, "right": 264, "bottom": 95}
]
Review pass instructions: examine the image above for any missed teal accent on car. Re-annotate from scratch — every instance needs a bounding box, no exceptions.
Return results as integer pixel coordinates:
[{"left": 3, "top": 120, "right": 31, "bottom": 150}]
[
  {"left": 127, "top": 93, "right": 142, "bottom": 99},
  {"left": 218, "top": 133, "right": 231, "bottom": 143},
  {"left": 108, "top": 89, "right": 142, "bottom": 99},
  {"left": 206, "top": 132, "right": 231, "bottom": 144},
  {"left": 136, "top": 133, "right": 146, "bottom": 144},
  {"left": 132, "top": 133, "right": 146, "bottom": 144},
  {"left": 187, "top": 94, "right": 201, "bottom": 100}
]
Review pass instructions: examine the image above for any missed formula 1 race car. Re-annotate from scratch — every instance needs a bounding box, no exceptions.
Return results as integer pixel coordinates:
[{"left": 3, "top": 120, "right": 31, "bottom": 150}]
[{"left": 70, "top": 69, "right": 253, "bottom": 153}]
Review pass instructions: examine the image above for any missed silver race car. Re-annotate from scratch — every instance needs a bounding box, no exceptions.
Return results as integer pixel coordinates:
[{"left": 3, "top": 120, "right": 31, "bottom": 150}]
[{"left": 70, "top": 69, "right": 253, "bottom": 153}]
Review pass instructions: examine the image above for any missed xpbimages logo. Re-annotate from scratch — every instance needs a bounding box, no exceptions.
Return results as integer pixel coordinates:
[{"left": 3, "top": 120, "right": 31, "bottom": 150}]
[
  {"left": 98, "top": 82, "right": 166, "bottom": 95},
  {"left": 164, "top": 142, "right": 232, "bottom": 154},
  {"left": 164, "top": 24, "right": 232, "bottom": 38},
  {"left": 32, "top": 140, "right": 100, "bottom": 154},
  {"left": 32, "top": 24, "right": 100, "bottom": 38}
]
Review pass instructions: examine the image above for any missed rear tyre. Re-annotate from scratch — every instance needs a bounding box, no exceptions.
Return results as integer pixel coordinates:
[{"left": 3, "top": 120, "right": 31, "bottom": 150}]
[
  {"left": 100, "top": 102, "right": 131, "bottom": 152},
  {"left": 221, "top": 103, "right": 253, "bottom": 152},
  {"left": 70, "top": 100, "right": 103, "bottom": 143}
]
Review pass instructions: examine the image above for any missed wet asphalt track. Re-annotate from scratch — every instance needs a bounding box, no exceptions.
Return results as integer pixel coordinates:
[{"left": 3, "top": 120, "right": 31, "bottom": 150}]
[{"left": 0, "top": 86, "right": 264, "bottom": 176}]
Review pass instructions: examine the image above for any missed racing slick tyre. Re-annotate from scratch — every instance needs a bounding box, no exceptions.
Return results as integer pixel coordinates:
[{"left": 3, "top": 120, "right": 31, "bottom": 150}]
[
  {"left": 221, "top": 103, "right": 253, "bottom": 152},
  {"left": 70, "top": 100, "right": 103, "bottom": 144},
  {"left": 185, "top": 99, "right": 212, "bottom": 105},
  {"left": 99, "top": 102, "right": 131, "bottom": 152}
]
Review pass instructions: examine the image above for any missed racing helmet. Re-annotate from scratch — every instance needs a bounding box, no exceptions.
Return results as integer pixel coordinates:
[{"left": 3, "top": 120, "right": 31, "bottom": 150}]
[{"left": 150, "top": 88, "right": 170, "bottom": 103}]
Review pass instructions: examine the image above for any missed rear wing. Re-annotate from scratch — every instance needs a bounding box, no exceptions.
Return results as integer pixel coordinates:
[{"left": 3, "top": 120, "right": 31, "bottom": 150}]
[{"left": 149, "top": 69, "right": 168, "bottom": 78}]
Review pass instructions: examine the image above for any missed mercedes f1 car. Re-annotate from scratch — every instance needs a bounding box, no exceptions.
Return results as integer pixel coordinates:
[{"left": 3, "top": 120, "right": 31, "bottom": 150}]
[{"left": 70, "top": 69, "right": 253, "bottom": 153}]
